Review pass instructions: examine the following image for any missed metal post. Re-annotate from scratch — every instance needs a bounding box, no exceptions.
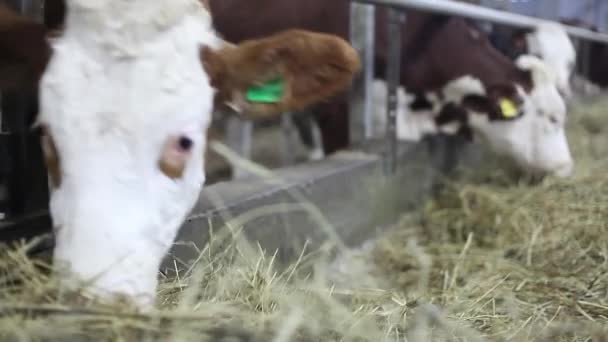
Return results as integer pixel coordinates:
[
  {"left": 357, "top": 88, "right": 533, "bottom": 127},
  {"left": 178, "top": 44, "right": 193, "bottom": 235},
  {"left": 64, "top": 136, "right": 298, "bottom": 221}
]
[
  {"left": 349, "top": 2, "right": 375, "bottom": 146},
  {"left": 385, "top": 8, "right": 401, "bottom": 175},
  {"left": 225, "top": 116, "right": 253, "bottom": 179},
  {"left": 280, "top": 112, "right": 298, "bottom": 167}
]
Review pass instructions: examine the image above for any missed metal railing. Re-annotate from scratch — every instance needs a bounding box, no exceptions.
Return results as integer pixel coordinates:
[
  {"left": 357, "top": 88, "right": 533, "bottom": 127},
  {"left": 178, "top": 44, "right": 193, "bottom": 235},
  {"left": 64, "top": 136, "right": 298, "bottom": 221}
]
[
  {"left": 355, "top": 0, "right": 608, "bottom": 43},
  {"left": 348, "top": 0, "right": 608, "bottom": 175}
]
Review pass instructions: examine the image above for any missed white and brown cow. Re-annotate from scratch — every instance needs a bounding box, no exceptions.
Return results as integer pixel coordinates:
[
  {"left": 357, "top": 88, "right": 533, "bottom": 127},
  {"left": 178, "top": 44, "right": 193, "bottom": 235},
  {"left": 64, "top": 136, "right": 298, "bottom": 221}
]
[
  {"left": 1, "top": 0, "right": 360, "bottom": 309},
  {"left": 372, "top": 54, "right": 572, "bottom": 177}
]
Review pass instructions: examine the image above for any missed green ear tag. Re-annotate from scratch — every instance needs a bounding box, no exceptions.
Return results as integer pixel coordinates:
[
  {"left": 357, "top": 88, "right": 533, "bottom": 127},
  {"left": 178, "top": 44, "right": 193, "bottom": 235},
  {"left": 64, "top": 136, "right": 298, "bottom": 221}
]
[{"left": 245, "top": 78, "right": 285, "bottom": 103}]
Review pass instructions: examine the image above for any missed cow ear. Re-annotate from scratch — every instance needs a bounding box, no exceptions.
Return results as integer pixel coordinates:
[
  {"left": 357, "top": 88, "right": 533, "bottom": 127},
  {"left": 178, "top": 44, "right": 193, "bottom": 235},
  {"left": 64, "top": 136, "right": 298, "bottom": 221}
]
[
  {"left": 461, "top": 84, "right": 524, "bottom": 121},
  {"left": 0, "top": 4, "right": 52, "bottom": 90},
  {"left": 200, "top": 29, "right": 361, "bottom": 119}
]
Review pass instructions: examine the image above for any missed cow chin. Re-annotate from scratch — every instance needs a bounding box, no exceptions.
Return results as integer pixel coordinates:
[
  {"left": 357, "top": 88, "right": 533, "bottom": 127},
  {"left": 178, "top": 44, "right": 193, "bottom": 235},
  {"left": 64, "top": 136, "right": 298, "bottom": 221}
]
[
  {"left": 468, "top": 112, "right": 574, "bottom": 179},
  {"left": 49, "top": 145, "right": 205, "bottom": 308}
]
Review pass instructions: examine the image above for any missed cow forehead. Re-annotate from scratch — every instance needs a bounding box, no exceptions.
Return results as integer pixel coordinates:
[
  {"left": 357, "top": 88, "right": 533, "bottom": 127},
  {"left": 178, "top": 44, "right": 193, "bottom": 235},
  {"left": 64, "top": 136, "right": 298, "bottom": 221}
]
[
  {"left": 529, "top": 24, "right": 575, "bottom": 60},
  {"left": 532, "top": 83, "right": 566, "bottom": 117},
  {"left": 38, "top": 0, "right": 216, "bottom": 150}
]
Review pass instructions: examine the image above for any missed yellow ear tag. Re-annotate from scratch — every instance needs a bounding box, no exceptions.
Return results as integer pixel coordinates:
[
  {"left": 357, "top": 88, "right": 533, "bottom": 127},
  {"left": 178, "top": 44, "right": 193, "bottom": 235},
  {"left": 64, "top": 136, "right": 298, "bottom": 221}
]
[{"left": 499, "top": 98, "right": 518, "bottom": 118}]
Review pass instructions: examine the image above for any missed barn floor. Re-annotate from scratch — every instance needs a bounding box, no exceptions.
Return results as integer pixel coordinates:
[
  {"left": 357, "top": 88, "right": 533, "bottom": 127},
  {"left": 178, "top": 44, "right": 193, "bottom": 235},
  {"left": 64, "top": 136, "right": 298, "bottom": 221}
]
[{"left": 2, "top": 96, "right": 608, "bottom": 341}]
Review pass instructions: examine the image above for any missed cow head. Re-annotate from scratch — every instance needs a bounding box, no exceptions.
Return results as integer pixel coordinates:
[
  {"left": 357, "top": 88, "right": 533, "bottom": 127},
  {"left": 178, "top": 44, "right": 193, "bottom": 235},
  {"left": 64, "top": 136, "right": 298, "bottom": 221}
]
[
  {"left": 16, "top": 0, "right": 360, "bottom": 309},
  {"left": 372, "top": 55, "right": 573, "bottom": 178},
  {"left": 460, "top": 56, "right": 573, "bottom": 178}
]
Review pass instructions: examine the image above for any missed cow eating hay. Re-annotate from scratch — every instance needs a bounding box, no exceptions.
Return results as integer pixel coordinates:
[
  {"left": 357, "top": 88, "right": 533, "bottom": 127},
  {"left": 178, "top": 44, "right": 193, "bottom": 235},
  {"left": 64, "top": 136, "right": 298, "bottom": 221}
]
[{"left": 2, "top": 0, "right": 360, "bottom": 309}]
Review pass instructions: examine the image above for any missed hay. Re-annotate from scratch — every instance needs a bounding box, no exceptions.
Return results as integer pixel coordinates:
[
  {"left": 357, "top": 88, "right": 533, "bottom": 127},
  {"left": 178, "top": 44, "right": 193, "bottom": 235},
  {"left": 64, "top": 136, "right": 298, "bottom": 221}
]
[
  {"left": 370, "top": 95, "right": 608, "bottom": 341},
  {"left": 3, "top": 95, "right": 608, "bottom": 341}
]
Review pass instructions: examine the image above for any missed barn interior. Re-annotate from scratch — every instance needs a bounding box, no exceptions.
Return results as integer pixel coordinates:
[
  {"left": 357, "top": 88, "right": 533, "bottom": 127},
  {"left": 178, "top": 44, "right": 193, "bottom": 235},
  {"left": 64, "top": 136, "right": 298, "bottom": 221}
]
[{"left": 2, "top": 0, "right": 608, "bottom": 341}]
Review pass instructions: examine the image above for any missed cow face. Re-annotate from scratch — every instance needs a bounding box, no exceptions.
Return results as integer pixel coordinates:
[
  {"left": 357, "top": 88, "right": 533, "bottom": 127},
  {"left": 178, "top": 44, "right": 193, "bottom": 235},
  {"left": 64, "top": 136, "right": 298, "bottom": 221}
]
[
  {"left": 526, "top": 23, "right": 576, "bottom": 99},
  {"left": 372, "top": 59, "right": 573, "bottom": 179},
  {"left": 463, "top": 57, "right": 573, "bottom": 178},
  {"left": 28, "top": 0, "right": 359, "bottom": 308},
  {"left": 467, "top": 87, "right": 572, "bottom": 178}
]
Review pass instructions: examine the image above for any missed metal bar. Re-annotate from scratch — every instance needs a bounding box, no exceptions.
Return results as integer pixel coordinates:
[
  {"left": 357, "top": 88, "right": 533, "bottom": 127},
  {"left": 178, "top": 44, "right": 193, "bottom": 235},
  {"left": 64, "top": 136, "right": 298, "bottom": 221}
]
[
  {"left": 348, "top": 2, "right": 375, "bottom": 146},
  {"left": 352, "top": 0, "right": 608, "bottom": 44},
  {"left": 225, "top": 116, "right": 254, "bottom": 179},
  {"left": 385, "top": 9, "right": 401, "bottom": 174}
]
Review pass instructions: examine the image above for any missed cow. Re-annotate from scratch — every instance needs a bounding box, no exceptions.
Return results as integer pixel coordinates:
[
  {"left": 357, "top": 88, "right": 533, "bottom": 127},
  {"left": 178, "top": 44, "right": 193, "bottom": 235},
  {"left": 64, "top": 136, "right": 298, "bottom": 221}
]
[
  {"left": 488, "top": 21, "right": 577, "bottom": 99},
  {"left": 371, "top": 55, "right": 571, "bottom": 178},
  {"left": 1, "top": 0, "right": 361, "bottom": 309},
  {"left": 208, "top": 0, "right": 574, "bottom": 178}
]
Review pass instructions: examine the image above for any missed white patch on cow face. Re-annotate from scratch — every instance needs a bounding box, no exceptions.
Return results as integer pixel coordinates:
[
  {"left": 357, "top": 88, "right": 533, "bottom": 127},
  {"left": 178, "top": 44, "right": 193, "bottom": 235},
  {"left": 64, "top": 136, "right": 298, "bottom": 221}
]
[
  {"left": 526, "top": 23, "right": 576, "bottom": 99},
  {"left": 37, "top": 0, "right": 216, "bottom": 308},
  {"left": 442, "top": 75, "right": 486, "bottom": 100},
  {"left": 372, "top": 71, "right": 573, "bottom": 178},
  {"left": 439, "top": 70, "right": 573, "bottom": 178},
  {"left": 468, "top": 83, "right": 573, "bottom": 178}
]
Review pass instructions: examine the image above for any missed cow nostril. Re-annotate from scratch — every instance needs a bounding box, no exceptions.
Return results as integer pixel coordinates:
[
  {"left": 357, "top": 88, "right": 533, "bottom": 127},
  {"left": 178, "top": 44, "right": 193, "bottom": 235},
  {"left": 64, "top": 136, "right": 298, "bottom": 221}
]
[{"left": 178, "top": 136, "right": 193, "bottom": 151}]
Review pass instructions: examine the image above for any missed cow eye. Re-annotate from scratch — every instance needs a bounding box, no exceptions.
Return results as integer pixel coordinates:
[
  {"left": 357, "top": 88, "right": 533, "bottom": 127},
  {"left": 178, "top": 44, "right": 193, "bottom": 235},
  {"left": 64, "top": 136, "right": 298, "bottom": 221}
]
[
  {"left": 549, "top": 115, "right": 558, "bottom": 124},
  {"left": 178, "top": 136, "right": 193, "bottom": 151}
]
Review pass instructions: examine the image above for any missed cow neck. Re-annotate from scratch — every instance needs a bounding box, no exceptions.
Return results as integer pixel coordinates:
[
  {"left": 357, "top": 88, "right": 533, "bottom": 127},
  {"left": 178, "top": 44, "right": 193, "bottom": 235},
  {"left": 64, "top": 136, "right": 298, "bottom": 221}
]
[{"left": 401, "top": 12, "right": 451, "bottom": 67}]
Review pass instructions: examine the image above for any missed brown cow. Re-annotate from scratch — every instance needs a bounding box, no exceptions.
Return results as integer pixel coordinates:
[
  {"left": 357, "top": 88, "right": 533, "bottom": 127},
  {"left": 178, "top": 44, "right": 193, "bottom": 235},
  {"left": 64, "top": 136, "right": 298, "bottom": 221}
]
[{"left": 1, "top": 0, "right": 360, "bottom": 309}]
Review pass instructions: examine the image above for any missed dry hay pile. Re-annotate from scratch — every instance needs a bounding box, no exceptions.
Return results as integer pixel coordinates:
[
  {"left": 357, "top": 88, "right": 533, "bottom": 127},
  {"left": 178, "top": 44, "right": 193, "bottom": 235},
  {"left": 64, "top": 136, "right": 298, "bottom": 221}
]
[
  {"left": 370, "top": 95, "right": 608, "bottom": 341},
  {"left": 2, "top": 96, "right": 608, "bottom": 341}
]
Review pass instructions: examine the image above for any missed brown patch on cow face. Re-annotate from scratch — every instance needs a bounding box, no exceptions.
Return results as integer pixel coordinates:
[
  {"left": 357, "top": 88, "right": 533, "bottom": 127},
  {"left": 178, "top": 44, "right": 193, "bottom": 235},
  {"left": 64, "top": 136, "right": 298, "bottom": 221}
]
[
  {"left": 460, "top": 83, "right": 525, "bottom": 121},
  {"left": 159, "top": 158, "right": 185, "bottom": 180},
  {"left": 200, "top": 29, "right": 361, "bottom": 119},
  {"left": 158, "top": 135, "right": 194, "bottom": 180},
  {"left": 39, "top": 126, "right": 62, "bottom": 189},
  {"left": 434, "top": 103, "right": 474, "bottom": 141}
]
